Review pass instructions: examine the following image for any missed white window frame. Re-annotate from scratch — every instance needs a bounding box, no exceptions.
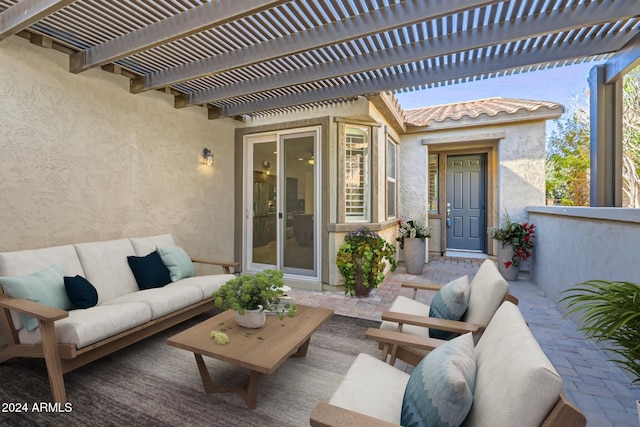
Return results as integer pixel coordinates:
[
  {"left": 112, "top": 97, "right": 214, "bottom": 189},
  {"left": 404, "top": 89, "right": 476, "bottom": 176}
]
[
  {"left": 344, "top": 125, "right": 370, "bottom": 222},
  {"left": 386, "top": 137, "right": 398, "bottom": 220}
]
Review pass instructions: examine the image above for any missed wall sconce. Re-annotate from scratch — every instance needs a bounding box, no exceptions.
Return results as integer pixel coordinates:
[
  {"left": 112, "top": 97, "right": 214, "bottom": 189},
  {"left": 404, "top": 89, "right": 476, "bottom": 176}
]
[
  {"left": 262, "top": 160, "right": 271, "bottom": 175},
  {"left": 202, "top": 148, "right": 214, "bottom": 166},
  {"left": 308, "top": 154, "right": 315, "bottom": 165}
]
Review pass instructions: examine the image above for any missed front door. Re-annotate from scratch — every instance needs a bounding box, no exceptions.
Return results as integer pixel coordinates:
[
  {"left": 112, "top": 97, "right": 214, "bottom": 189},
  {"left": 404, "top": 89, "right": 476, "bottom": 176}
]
[{"left": 446, "top": 154, "right": 485, "bottom": 251}]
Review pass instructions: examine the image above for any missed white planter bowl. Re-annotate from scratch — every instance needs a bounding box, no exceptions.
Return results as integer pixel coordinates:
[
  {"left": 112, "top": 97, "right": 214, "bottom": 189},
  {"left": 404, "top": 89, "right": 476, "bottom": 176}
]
[{"left": 234, "top": 308, "right": 266, "bottom": 329}]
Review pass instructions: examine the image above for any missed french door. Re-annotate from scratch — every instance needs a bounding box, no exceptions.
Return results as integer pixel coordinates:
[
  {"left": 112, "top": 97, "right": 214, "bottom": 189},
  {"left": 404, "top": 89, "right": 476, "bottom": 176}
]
[{"left": 243, "top": 126, "right": 321, "bottom": 278}]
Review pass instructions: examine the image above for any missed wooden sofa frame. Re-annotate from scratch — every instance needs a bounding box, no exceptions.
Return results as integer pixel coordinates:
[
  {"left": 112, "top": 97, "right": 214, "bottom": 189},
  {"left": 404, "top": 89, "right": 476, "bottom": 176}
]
[
  {"left": 374, "top": 281, "right": 519, "bottom": 366},
  {"left": 0, "top": 258, "right": 238, "bottom": 404}
]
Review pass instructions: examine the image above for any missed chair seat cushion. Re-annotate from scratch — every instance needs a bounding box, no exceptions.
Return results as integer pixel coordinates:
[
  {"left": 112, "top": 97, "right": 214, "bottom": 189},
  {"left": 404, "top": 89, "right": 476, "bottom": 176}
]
[
  {"left": 329, "top": 353, "right": 410, "bottom": 424},
  {"left": 102, "top": 285, "right": 202, "bottom": 319},
  {"left": 165, "top": 274, "right": 236, "bottom": 297},
  {"left": 429, "top": 275, "right": 470, "bottom": 339},
  {"left": 380, "top": 296, "right": 431, "bottom": 338},
  {"left": 402, "top": 332, "right": 476, "bottom": 427}
]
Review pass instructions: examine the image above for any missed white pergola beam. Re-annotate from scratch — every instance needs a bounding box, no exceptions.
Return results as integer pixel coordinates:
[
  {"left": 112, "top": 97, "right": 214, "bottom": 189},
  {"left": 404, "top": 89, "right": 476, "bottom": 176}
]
[
  {"left": 69, "top": 0, "right": 291, "bottom": 74},
  {"left": 604, "top": 32, "right": 640, "bottom": 84},
  {"left": 0, "top": 0, "right": 75, "bottom": 40},
  {"left": 219, "top": 31, "right": 634, "bottom": 118},
  {"left": 134, "top": 0, "right": 496, "bottom": 93},
  {"left": 180, "top": 0, "right": 633, "bottom": 107}
]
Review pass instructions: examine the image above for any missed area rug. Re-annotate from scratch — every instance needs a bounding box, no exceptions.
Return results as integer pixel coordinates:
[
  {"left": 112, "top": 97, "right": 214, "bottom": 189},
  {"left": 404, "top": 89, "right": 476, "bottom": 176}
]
[{"left": 0, "top": 312, "right": 381, "bottom": 426}]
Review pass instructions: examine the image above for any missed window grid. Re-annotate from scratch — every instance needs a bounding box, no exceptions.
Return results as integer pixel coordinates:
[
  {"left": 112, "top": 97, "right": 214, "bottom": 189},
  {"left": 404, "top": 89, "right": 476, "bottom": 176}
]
[
  {"left": 345, "top": 133, "right": 369, "bottom": 221},
  {"left": 428, "top": 154, "right": 438, "bottom": 213},
  {"left": 387, "top": 139, "right": 397, "bottom": 219}
]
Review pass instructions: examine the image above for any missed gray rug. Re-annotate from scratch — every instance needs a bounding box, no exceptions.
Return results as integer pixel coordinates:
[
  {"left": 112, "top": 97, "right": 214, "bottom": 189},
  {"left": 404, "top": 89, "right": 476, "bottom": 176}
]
[{"left": 0, "top": 311, "right": 381, "bottom": 426}]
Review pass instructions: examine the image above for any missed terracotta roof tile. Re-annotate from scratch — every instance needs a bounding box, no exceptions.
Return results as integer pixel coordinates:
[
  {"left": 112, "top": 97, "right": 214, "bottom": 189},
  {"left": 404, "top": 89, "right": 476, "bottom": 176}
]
[{"left": 403, "top": 97, "right": 563, "bottom": 126}]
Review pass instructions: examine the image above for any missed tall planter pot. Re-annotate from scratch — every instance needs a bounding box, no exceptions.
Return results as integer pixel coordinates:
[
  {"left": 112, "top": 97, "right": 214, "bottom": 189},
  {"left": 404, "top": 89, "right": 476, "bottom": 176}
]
[
  {"left": 497, "top": 242, "right": 520, "bottom": 281},
  {"left": 404, "top": 238, "right": 426, "bottom": 275},
  {"left": 353, "top": 256, "right": 374, "bottom": 297}
]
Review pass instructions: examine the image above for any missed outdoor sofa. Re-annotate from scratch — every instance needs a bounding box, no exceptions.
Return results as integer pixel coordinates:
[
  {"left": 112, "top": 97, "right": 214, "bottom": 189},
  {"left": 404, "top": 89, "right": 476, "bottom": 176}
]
[{"left": 0, "top": 233, "right": 237, "bottom": 403}]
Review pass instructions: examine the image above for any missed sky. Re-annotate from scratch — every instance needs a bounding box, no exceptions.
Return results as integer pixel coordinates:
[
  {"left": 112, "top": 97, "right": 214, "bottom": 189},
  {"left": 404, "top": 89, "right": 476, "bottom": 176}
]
[{"left": 394, "top": 61, "right": 603, "bottom": 135}]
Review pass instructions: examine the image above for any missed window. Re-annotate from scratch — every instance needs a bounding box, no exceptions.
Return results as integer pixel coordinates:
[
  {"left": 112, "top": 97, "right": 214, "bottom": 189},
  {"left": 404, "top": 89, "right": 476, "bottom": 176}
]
[
  {"left": 387, "top": 138, "right": 398, "bottom": 219},
  {"left": 345, "top": 126, "right": 370, "bottom": 221},
  {"left": 428, "top": 154, "right": 439, "bottom": 212}
]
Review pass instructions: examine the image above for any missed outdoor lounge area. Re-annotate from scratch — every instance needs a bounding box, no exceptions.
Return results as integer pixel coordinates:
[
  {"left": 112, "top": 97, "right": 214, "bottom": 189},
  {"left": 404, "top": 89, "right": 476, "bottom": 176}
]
[{"left": 1, "top": 1, "right": 640, "bottom": 426}]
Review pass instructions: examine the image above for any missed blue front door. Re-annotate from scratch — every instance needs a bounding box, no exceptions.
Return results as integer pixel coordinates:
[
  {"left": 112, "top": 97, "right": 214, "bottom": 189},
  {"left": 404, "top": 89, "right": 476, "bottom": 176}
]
[{"left": 446, "top": 154, "right": 485, "bottom": 251}]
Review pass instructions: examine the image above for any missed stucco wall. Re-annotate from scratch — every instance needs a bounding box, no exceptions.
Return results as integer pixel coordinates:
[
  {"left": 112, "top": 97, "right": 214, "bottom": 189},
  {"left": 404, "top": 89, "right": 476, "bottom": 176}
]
[
  {"left": 0, "top": 36, "right": 237, "bottom": 269},
  {"left": 528, "top": 207, "right": 640, "bottom": 309}
]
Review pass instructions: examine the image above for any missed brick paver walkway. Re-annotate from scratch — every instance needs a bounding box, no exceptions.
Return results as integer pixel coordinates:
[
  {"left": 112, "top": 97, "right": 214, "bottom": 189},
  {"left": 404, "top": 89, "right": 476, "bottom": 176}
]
[{"left": 288, "top": 255, "right": 640, "bottom": 427}]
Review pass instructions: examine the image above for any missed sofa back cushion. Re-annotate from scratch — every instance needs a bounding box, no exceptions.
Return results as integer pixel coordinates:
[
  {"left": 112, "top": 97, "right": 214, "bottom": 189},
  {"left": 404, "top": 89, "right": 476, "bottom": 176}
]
[
  {"left": 0, "top": 244, "right": 84, "bottom": 278},
  {"left": 74, "top": 239, "right": 138, "bottom": 304},
  {"left": 129, "top": 234, "right": 176, "bottom": 257},
  {"left": 463, "top": 259, "right": 508, "bottom": 326},
  {"left": 462, "top": 302, "right": 562, "bottom": 427}
]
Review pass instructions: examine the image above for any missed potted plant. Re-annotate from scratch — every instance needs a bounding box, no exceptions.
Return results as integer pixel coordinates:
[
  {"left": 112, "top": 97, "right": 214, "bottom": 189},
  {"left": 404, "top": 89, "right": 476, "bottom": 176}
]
[
  {"left": 212, "top": 269, "right": 296, "bottom": 328},
  {"left": 561, "top": 280, "right": 640, "bottom": 421},
  {"left": 490, "top": 214, "right": 535, "bottom": 281},
  {"left": 396, "top": 219, "right": 434, "bottom": 275},
  {"left": 336, "top": 227, "right": 397, "bottom": 297}
]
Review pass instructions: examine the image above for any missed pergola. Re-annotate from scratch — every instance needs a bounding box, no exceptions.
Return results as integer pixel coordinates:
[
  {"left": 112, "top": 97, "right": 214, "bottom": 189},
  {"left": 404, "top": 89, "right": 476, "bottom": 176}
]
[{"left": 1, "top": 0, "right": 639, "bottom": 205}]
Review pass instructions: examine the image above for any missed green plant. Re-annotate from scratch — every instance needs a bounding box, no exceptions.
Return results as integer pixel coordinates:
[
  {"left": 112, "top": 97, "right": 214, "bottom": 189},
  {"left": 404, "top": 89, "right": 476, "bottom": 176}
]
[
  {"left": 212, "top": 269, "right": 296, "bottom": 318},
  {"left": 561, "top": 280, "right": 640, "bottom": 384},
  {"left": 396, "top": 219, "right": 434, "bottom": 249},
  {"left": 335, "top": 227, "right": 397, "bottom": 296},
  {"left": 490, "top": 214, "right": 535, "bottom": 268}
]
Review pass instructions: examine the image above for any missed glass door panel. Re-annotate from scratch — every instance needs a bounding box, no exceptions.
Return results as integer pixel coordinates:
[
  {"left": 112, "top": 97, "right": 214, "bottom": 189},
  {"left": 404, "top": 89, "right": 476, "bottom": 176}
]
[
  {"left": 251, "top": 140, "right": 277, "bottom": 267},
  {"left": 281, "top": 133, "right": 316, "bottom": 275}
]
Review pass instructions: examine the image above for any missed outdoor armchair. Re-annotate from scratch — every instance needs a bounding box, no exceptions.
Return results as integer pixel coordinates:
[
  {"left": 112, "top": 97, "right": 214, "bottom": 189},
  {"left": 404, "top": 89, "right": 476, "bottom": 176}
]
[
  {"left": 310, "top": 302, "right": 586, "bottom": 427},
  {"left": 373, "top": 259, "right": 515, "bottom": 365}
]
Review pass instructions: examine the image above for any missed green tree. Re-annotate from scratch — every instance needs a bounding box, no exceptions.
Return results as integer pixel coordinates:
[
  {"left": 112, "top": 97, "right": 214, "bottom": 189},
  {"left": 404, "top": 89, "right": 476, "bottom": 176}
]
[{"left": 546, "top": 66, "right": 640, "bottom": 206}]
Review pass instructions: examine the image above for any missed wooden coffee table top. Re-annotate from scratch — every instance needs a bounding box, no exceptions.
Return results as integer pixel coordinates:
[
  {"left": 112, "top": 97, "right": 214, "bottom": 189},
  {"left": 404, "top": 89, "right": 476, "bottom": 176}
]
[{"left": 167, "top": 304, "right": 334, "bottom": 375}]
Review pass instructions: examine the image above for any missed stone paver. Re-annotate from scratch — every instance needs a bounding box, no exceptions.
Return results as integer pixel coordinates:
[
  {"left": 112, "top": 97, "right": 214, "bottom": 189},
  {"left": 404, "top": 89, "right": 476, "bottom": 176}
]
[{"left": 288, "top": 255, "right": 640, "bottom": 427}]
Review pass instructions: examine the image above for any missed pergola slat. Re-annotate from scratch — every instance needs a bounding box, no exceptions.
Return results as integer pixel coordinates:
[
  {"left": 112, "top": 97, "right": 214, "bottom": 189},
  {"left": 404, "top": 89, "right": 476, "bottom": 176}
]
[{"left": 0, "top": 0, "right": 75, "bottom": 40}]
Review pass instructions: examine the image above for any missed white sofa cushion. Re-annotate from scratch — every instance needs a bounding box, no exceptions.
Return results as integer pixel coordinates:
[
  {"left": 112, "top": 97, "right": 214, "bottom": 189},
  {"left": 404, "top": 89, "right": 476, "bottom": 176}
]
[
  {"left": 329, "top": 353, "right": 410, "bottom": 424},
  {"left": 165, "top": 274, "right": 236, "bottom": 297},
  {"left": 102, "top": 286, "right": 203, "bottom": 319},
  {"left": 0, "top": 244, "right": 84, "bottom": 278},
  {"left": 18, "top": 302, "right": 152, "bottom": 349},
  {"left": 129, "top": 234, "right": 176, "bottom": 256},
  {"left": 463, "top": 302, "right": 563, "bottom": 427},
  {"left": 464, "top": 259, "right": 508, "bottom": 326},
  {"left": 74, "top": 238, "right": 138, "bottom": 304}
]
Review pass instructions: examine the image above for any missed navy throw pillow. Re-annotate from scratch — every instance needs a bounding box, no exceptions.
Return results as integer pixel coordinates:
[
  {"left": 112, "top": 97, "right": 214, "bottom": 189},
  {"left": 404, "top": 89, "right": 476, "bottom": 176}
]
[
  {"left": 64, "top": 275, "right": 99, "bottom": 308},
  {"left": 127, "top": 251, "right": 172, "bottom": 290}
]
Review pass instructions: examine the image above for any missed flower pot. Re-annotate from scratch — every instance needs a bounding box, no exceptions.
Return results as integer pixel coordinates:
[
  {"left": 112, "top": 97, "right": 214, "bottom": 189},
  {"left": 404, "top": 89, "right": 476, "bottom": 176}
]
[
  {"left": 403, "top": 238, "right": 426, "bottom": 275},
  {"left": 497, "top": 242, "right": 520, "bottom": 281},
  {"left": 234, "top": 308, "right": 266, "bottom": 329},
  {"left": 353, "top": 256, "right": 374, "bottom": 297}
]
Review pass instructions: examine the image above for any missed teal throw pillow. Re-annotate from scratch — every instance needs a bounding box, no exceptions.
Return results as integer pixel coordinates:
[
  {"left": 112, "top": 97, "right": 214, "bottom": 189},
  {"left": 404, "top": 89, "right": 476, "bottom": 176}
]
[
  {"left": 127, "top": 251, "right": 172, "bottom": 290},
  {"left": 156, "top": 246, "right": 196, "bottom": 282},
  {"left": 429, "top": 275, "right": 469, "bottom": 339},
  {"left": 401, "top": 333, "right": 476, "bottom": 427},
  {"left": 0, "top": 263, "right": 71, "bottom": 332},
  {"left": 64, "top": 275, "right": 99, "bottom": 308}
]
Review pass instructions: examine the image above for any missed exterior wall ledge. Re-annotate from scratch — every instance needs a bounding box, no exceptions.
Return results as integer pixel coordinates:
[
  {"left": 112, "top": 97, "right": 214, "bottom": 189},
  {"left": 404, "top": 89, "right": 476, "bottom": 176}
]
[
  {"left": 527, "top": 206, "right": 640, "bottom": 224},
  {"left": 328, "top": 219, "right": 398, "bottom": 233}
]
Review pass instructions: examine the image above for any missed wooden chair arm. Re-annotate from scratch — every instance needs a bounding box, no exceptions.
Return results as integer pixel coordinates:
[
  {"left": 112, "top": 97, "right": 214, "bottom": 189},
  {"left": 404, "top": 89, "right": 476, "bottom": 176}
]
[
  {"left": 400, "top": 282, "right": 442, "bottom": 299},
  {"left": 381, "top": 311, "right": 484, "bottom": 334},
  {"left": 365, "top": 327, "right": 444, "bottom": 352},
  {"left": 310, "top": 402, "right": 399, "bottom": 427},
  {"left": 190, "top": 258, "right": 239, "bottom": 274},
  {"left": 0, "top": 296, "right": 68, "bottom": 322}
]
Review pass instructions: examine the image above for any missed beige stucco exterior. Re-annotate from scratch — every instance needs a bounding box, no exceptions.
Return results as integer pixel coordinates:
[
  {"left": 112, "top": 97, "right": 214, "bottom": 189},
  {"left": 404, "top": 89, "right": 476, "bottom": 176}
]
[{"left": 0, "top": 36, "right": 237, "bottom": 274}]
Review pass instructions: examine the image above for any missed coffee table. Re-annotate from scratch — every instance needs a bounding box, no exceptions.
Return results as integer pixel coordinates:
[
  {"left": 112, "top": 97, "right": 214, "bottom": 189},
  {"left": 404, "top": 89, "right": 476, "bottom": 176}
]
[{"left": 166, "top": 304, "right": 333, "bottom": 408}]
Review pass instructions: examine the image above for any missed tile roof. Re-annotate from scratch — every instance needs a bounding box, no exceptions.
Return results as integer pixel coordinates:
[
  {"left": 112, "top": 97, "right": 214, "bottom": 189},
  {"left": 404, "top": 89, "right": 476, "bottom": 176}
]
[{"left": 404, "top": 97, "right": 564, "bottom": 127}]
